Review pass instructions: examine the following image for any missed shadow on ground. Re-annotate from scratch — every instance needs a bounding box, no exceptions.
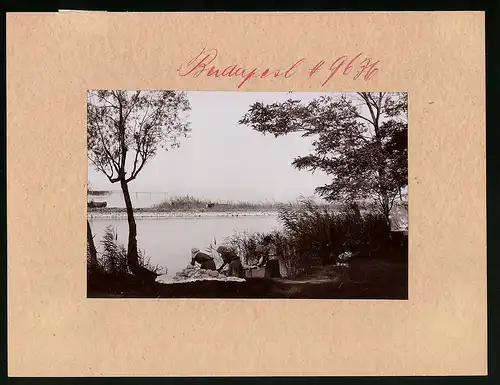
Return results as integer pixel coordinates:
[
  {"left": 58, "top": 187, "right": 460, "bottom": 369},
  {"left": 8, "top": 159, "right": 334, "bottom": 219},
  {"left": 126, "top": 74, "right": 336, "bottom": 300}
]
[{"left": 88, "top": 256, "right": 408, "bottom": 299}]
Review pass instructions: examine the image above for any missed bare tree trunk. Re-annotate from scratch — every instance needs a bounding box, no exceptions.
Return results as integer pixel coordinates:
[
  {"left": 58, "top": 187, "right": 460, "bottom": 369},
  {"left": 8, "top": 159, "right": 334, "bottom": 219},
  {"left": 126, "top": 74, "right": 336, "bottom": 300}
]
[
  {"left": 376, "top": 166, "right": 392, "bottom": 231},
  {"left": 120, "top": 179, "right": 157, "bottom": 281},
  {"left": 87, "top": 220, "right": 104, "bottom": 276},
  {"left": 381, "top": 197, "right": 392, "bottom": 230},
  {"left": 87, "top": 220, "right": 99, "bottom": 267},
  {"left": 120, "top": 179, "right": 141, "bottom": 275},
  {"left": 363, "top": 92, "right": 392, "bottom": 233}
]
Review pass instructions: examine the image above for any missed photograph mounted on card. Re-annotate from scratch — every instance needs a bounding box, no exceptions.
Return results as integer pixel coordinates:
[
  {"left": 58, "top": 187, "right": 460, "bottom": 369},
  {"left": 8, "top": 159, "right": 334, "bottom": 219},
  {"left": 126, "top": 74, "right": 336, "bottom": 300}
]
[
  {"left": 87, "top": 90, "right": 408, "bottom": 299},
  {"left": 7, "top": 12, "right": 485, "bottom": 377}
]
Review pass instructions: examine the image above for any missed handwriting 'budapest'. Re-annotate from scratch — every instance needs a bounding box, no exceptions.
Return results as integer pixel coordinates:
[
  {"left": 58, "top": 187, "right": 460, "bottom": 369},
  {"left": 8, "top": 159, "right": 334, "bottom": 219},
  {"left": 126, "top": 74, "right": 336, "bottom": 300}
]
[
  {"left": 178, "top": 47, "right": 380, "bottom": 88},
  {"left": 178, "top": 47, "right": 305, "bottom": 88}
]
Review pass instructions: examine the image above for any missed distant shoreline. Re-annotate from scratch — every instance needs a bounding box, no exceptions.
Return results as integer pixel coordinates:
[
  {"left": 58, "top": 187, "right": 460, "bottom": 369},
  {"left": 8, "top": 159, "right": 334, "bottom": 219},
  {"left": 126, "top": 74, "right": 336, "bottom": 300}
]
[{"left": 87, "top": 210, "right": 280, "bottom": 220}]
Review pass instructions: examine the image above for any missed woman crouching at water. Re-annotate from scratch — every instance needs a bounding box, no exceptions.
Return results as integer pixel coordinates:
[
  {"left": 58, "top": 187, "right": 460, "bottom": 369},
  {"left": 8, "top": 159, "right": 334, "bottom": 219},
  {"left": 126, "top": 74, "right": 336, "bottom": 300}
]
[
  {"left": 191, "top": 247, "right": 216, "bottom": 270},
  {"left": 216, "top": 246, "right": 244, "bottom": 278}
]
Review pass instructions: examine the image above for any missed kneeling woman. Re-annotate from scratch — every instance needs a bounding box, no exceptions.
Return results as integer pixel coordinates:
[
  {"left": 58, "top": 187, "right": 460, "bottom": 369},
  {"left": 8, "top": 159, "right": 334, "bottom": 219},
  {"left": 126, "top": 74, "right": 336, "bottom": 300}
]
[
  {"left": 191, "top": 247, "right": 216, "bottom": 270},
  {"left": 216, "top": 246, "right": 243, "bottom": 278}
]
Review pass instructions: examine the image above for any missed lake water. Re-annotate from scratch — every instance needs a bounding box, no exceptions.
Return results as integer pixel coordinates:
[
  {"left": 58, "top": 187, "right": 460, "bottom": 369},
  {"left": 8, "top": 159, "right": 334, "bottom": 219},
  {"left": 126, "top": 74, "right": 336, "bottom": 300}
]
[{"left": 88, "top": 215, "right": 281, "bottom": 277}]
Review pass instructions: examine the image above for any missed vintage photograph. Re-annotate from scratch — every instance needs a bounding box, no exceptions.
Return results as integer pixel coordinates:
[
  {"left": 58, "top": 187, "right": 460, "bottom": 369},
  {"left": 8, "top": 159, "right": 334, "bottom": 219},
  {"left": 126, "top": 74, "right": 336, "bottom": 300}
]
[{"left": 87, "top": 90, "right": 408, "bottom": 299}]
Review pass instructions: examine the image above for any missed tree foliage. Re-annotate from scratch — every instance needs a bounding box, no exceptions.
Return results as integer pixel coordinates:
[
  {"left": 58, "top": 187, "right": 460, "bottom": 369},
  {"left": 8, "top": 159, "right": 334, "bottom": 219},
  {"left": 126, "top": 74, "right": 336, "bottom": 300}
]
[
  {"left": 87, "top": 90, "right": 190, "bottom": 277},
  {"left": 239, "top": 92, "right": 408, "bottom": 224},
  {"left": 87, "top": 90, "right": 191, "bottom": 183}
]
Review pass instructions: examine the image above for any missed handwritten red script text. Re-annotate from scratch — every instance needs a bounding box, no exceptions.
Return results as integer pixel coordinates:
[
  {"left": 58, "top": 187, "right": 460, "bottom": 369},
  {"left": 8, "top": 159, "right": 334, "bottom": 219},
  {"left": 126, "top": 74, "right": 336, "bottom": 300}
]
[{"left": 178, "top": 47, "right": 379, "bottom": 89}]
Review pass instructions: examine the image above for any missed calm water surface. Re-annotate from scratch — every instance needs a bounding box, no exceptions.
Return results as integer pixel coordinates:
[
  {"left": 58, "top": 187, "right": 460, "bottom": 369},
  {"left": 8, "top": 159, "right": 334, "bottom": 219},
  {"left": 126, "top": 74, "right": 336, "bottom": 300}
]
[{"left": 89, "top": 215, "right": 280, "bottom": 277}]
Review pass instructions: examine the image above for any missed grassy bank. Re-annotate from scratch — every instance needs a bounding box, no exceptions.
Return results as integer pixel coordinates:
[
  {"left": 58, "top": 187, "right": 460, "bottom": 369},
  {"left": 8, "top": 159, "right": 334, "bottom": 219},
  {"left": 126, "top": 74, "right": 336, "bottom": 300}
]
[
  {"left": 87, "top": 195, "right": 406, "bottom": 215},
  {"left": 87, "top": 195, "right": 338, "bottom": 213},
  {"left": 87, "top": 206, "right": 278, "bottom": 214},
  {"left": 87, "top": 211, "right": 279, "bottom": 221},
  {"left": 153, "top": 195, "right": 283, "bottom": 211}
]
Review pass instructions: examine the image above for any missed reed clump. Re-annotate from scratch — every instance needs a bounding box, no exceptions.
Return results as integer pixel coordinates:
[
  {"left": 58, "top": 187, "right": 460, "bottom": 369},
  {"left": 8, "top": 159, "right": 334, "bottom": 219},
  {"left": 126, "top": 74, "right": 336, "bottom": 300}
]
[
  {"left": 224, "top": 197, "right": 407, "bottom": 278},
  {"left": 153, "top": 195, "right": 299, "bottom": 212},
  {"left": 87, "top": 226, "right": 166, "bottom": 277}
]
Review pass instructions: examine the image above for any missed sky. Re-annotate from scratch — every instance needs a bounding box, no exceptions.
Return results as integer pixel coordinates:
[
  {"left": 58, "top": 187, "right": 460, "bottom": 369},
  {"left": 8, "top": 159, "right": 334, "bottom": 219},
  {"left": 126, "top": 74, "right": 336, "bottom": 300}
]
[{"left": 88, "top": 91, "right": 340, "bottom": 202}]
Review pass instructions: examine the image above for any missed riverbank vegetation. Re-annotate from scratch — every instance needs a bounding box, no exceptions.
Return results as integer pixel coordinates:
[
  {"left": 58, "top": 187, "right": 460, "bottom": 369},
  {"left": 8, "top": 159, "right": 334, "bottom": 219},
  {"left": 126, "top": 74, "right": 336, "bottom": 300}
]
[
  {"left": 87, "top": 226, "right": 166, "bottom": 280},
  {"left": 87, "top": 197, "right": 408, "bottom": 298},
  {"left": 223, "top": 197, "right": 407, "bottom": 279},
  {"left": 153, "top": 195, "right": 281, "bottom": 211},
  {"left": 87, "top": 194, "right": 336, "bottom": 213}
]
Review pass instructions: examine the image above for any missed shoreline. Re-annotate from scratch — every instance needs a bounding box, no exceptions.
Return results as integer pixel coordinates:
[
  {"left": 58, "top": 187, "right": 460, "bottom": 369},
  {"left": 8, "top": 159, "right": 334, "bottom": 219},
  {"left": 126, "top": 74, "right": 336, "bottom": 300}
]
[{"left": 87, "top": 210, "right": 280, "bottom": 220}]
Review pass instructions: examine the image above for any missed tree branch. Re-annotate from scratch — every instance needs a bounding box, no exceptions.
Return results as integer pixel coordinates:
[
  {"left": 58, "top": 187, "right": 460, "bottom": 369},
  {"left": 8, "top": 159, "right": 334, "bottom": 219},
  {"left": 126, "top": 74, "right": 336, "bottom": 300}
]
[
  {"left": 95, "top": 124, "right": 119, "bottom": 172},
  {"left": 374, "top": 92, "right": 384, "bottom": 126},
  {"left": 354, "top": 112, "right": 375, "bottom": 127},
  {"left": 358, "top": 93, "right": 376, "bottom": 121},
  {"left": 125, "top": 152, "right": 147, "bottom": 183},
  {"left": 123, "top": 91, "right": 141, "bottom": 122},
  {"left": 129, "top": 145, "right": 141, "bottom": 179},
  {"left": 88, "top": 155, "right": 119, "bottom": 183},
  {"left": 116, "top": 94, "right": 127, "bottom": 179},
  {"left": 388, "top": 192, "right": 398, "bottom": 213}
]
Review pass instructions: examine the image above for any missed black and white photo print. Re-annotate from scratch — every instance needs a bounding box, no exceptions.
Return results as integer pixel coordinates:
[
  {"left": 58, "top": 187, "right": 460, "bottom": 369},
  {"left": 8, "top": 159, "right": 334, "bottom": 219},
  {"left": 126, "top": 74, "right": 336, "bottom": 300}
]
[{"left": 87, "top": 91, "right": 408, "bottom": 299}]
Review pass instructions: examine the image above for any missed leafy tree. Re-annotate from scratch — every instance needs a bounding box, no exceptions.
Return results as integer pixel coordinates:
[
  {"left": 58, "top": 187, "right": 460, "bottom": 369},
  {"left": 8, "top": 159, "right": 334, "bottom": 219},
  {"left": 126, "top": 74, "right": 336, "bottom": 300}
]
[
  {"left": 239, "top": 92, "right": 407, "bottom": 227},
  {"left": 87, "top": 90, "right": 190, "bottom": 278}
]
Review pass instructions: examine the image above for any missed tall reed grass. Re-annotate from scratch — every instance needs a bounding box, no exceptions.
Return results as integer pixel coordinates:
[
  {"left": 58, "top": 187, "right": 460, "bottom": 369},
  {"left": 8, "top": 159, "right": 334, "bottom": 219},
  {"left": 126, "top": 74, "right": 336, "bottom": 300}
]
[
  {"left": 223, "top": 197, "right": 407, "bottom": 278},
  {"left": 152, "top": 195, "right": 336, "bottom": 212},
  {"left": 87, "top": 226, "right": 166, "bottom": 276}
]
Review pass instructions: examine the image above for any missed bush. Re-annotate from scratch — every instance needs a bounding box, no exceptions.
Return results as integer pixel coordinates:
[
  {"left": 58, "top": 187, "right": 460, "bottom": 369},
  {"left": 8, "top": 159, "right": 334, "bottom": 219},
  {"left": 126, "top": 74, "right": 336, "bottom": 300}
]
[
  {"left": 87, "top": 240, "right": 98, "bottom": 276},
  {"left": 278, "top": 197, "right": 335, "bottom": 267},
  {"left": 153, "top": 195, "right": 206, "bottom": 210},
  {"left": 98, "top": 226, "right": 129, "bottom": 276},
  {"left": 224, "top": 197, "right": 399, "bottom": 278},
  {"left": 94, "top": 226, "right": 166, "bottom": 276},
  {"left": 222, "top": 230, "right": 302, "bottom": 277},
  {"left": 223, "top": 231, "right": 265, "bottom": 267},
  {"left": 282, "top": 198, "right": 392, "bottom": 256}
]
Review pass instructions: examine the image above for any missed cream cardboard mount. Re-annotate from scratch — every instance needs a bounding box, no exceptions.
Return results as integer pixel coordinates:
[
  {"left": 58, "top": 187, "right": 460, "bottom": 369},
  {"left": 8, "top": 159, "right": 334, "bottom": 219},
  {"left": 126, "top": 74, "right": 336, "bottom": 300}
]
[{"left": 6, "top": 12, "right": 486, "bottom": 377}]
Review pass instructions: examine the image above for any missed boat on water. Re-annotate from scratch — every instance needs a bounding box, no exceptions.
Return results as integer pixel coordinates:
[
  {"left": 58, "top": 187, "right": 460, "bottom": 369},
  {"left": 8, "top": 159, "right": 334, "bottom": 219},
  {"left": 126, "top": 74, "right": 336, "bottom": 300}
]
[{"left": 87, "top": 200, "right": 107, "bottom": 208}]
